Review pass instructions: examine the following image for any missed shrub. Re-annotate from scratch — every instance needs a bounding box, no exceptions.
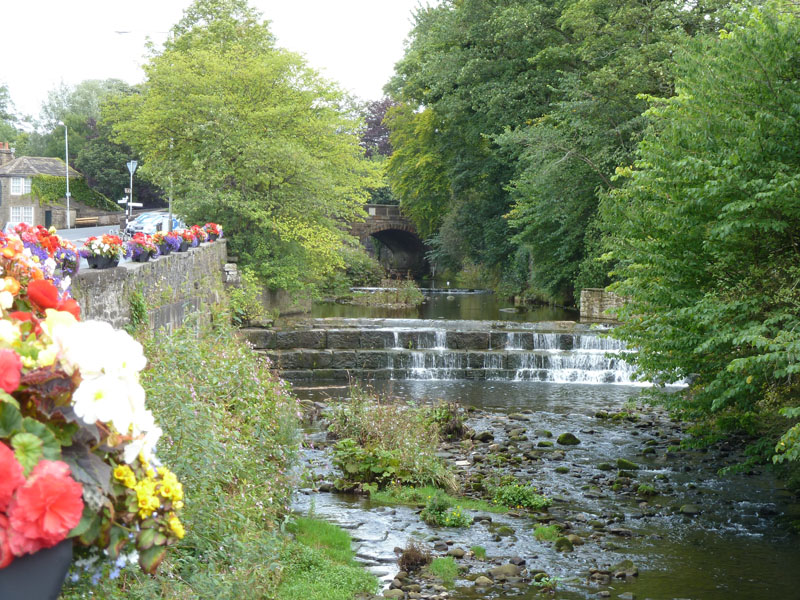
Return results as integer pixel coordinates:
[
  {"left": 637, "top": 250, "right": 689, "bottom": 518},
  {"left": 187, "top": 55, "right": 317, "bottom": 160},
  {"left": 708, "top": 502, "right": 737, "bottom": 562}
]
[
  {"left": 398, "top": 540, "right": 431, "bottom": 572},
  {"left": 492, "top": 482, "right": 552, "bottom": 511},
  {"left": 327, "top": 387, "right": 457, "bottom": 491},
  {"left": 533, "top": 524, "right": 561, "bottom": 541},
  {"left": 60, "top": 321, "right": 300, "bottom": 598},
  {"left": 470, "top": 545, "right": 487, "bottom": 559},
  {"left": 419, "top": 490, "right": 471, "bottom": 528},
  {"left": 429, "top": 401, "right": 466, "bottom": 440},
  {"left": 429, "top": 556, "right": 459, "bottom": 585},
  {"left": 228, "top": 267, "right": 266, "bottom": 326}
]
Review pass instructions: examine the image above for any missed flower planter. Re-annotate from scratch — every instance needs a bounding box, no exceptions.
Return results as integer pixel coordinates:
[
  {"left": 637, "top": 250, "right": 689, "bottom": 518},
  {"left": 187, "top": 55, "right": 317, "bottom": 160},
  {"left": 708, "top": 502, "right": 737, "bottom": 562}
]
[
  {"left": 157, "top": 244, "right": 172, "bottom": 256},
  {"left": 208, "top": 233, "right": 219, "bottom": 242},
  {"left": 87, "top": 255, "right": 119, "bottom": 269},
  {"left": 133, "top": 253, "right": 151, "bottom": 263},
  {"left": 177, "top": 241, "right": 190, "bottom": 252},
  {"left": 0, "top": 539, "right": 73, "bottom": 600}
]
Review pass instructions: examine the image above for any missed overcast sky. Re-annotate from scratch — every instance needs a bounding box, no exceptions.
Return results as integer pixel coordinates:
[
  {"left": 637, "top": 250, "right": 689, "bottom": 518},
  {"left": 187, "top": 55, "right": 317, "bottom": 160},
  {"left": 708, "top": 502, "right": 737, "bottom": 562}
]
[{"left": 3, "top": 0, "right": 435, "bottom": 120}]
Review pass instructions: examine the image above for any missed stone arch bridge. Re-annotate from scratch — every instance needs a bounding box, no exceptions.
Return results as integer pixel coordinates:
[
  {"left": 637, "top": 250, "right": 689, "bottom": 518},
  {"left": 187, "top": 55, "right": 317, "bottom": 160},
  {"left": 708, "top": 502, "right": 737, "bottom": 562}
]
[{"left": 349, "top": 204, "right": 426, "bottom": 275}]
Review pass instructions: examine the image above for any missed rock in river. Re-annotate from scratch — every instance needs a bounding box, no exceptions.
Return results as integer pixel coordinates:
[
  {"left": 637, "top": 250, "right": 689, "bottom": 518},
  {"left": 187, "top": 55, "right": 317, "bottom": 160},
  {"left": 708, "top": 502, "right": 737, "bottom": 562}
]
[{"left": 557, "top": 432, "right": 581, "bottom": 446}]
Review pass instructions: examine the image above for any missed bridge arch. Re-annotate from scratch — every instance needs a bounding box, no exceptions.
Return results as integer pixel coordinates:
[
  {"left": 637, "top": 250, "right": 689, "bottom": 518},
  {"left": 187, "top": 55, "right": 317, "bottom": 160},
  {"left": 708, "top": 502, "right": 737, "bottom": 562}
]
[{"left": 350, "top": 204, "right": 427, "bottom": 276}]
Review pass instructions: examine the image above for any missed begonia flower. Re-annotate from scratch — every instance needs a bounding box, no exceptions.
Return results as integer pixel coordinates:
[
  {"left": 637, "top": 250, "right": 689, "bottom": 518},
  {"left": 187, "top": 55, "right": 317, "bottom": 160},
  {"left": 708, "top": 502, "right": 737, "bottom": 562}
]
[
  {"left": 0, "top": 443, "right": 25, "bottom": 512},
  {"left": 7, "top": 460, "right": 83, "bottom": 556},
  {"left": 0, "top": 349, "right": 22, "bottom": 393}
]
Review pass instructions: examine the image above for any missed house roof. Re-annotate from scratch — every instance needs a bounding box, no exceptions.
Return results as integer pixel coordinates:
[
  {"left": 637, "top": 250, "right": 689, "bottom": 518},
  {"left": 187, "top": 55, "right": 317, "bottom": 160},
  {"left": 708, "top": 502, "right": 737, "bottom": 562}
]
[{"left": 0, "top": 157, "right": 82, "bottom": 178}]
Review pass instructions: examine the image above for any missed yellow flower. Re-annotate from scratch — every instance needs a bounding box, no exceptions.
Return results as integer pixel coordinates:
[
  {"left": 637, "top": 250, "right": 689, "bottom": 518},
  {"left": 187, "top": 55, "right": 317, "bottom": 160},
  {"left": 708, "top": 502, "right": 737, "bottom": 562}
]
[
  {"left": 114, "top": 465, "right": 137, "bottom": 488},
  {"left": 169, "top": 515, "right": 185, "bottom": 539}
]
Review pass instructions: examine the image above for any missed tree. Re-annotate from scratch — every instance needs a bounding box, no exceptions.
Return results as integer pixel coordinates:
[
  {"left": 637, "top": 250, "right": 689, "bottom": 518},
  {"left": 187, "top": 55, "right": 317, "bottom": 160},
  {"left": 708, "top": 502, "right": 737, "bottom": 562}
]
[
  {"left": 602, "top": 4, "right": 800, "bottom": 463},
  {"left": 109, "top": 0, "right": 378, "bottom": 291},
  {"left": 0, "top": 84, "right": 20, "bottom": 144},
  {"left": 360, "top": 97, "right": 396, "bottom": 158}
]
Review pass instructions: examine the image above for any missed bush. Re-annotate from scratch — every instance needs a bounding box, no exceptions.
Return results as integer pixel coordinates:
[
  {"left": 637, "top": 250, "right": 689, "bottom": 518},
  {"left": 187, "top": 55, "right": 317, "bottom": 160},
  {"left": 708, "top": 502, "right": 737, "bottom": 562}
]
[
  {"left": 60, "top": 321, "right": 300, "bottom": 598},
  {"left": 398, "top": 540, "right": 431, "bottom": 572},
  {"left": 428, "top": 401, "right": 466, "bottom": 440},
  {"left": 428, "top": 556, "right": 459, "bottom": 585},
  {"left": 228, "top": 266, "right": 266, "bottom": 326},
  {"left": 419, "top": 490, "right": 471, "bottom": 527},
  {"left": 533, "top": 524, "right": 561, "bottom": 541},
  {"left": 327, "top": 387, "right": 457, "bottom": 491},
  {"left": 492, "top": 482, "right": 552, "bottom": 511}
]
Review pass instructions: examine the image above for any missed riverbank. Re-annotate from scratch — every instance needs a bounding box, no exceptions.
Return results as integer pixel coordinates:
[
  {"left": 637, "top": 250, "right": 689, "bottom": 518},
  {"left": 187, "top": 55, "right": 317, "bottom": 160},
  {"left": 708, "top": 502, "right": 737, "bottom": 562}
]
[{"left": 58, "top": 321, "right": 378, "bottom": 600}]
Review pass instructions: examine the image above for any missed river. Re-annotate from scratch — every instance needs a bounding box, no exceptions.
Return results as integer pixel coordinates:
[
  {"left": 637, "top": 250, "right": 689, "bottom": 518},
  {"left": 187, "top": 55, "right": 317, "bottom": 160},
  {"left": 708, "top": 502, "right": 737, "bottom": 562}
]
[{"left": 286, "top": 290, "right": 800, "bottom": 599}]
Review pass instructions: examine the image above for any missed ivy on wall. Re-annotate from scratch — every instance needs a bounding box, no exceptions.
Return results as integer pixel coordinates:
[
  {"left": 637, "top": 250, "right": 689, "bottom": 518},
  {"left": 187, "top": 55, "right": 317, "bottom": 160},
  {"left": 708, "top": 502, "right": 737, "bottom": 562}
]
[{"left": 31, "top": 174, "right": 122, "bottom": 212}]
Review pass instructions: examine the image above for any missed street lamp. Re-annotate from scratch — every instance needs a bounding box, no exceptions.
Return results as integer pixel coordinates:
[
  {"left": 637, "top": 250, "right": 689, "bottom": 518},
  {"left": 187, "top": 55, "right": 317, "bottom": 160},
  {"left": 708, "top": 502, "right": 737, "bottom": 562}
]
[
  {"left": 58, "top": 122, "right": 71, "bottom": 228},
  {"left": 126, "top": 160, "right": 138, "bottom": 221}
]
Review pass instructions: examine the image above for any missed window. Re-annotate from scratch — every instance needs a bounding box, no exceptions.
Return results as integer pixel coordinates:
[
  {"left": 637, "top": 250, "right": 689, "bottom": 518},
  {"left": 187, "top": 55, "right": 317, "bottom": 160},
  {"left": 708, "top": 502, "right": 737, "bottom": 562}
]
[
  {"left": 10, "top": 205, "right": 34, "bottom": 225},
  {"left": 10, "top": 177, "right": 31, "bottom": 195}
]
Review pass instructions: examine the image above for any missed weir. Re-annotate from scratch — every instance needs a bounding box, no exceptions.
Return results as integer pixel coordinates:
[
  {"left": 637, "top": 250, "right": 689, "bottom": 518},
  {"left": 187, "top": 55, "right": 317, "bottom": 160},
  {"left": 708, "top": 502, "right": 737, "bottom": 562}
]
[{"left": 242, "top": 319, "right": 639, "bottom": 383}]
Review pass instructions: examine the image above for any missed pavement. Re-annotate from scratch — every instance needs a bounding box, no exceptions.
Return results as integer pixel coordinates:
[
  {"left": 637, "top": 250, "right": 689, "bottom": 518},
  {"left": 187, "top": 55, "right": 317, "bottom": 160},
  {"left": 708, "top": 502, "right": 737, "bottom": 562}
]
[{"left": 56, "top": 224, "right": 121, "bottom": 244}]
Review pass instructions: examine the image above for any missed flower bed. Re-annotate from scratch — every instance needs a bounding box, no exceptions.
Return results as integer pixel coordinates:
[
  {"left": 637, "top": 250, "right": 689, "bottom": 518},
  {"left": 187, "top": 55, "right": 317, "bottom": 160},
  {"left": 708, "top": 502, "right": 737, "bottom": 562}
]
[{"left": 0, "top": 228, "right": 184, "bottom": 581}]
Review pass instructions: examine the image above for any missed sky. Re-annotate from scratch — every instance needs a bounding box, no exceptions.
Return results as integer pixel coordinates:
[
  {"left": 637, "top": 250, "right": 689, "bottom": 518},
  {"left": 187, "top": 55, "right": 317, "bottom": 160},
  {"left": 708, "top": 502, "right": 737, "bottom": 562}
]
[{"left": 2, "top": 0, "right": 435, "bottom": 120}]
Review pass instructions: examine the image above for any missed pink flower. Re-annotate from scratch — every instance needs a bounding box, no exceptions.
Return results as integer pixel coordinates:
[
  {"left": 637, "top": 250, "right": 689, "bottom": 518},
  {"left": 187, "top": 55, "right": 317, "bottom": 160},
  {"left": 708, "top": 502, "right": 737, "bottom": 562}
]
[
  {"left": 0, "top": 349, "right": 22, "bottom": 393},
  {"left": 0, "top": 442, "right": 25, "bottom": 512},
  {"left": 0, "top": 514, "right": 13, "bottom": 569},
  {"left": 7, "top": 460, "right": 83, "bottom": 556}
]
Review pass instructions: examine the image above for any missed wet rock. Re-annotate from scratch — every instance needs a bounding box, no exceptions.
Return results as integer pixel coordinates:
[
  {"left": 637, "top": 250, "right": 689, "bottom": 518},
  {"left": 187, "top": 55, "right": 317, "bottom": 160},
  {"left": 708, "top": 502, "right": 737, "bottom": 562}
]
[
  {"left": 555, "top": 466, "right": 570, "bottom": 474},
  {"left": 489, "top": 563, "right": 521, "bottom": 578},
  {"left": 447, "top": 547, "right": 466, "bottom": 558},
  {"left": 474, "top": 576, "right": 493, "bottom": 586},
  {"left": 433, "top": 541, "right": 449, "bottom": 552},
  {"left": 509, "top": 556, "right": 526, "bottom": 566},
  {"left": 538, "top": 441, "right": 554, "bottom": 447},
  {"left": 383, "top": 590, "right": 405, "bottom": 599},
  {"left": 589, "top": 569, "right": 612, "bottom": 585},
  {"left": 474, "top": 431, "right": 494, "bottom": 443},
  {"left": 508, "top": 413, "right": 530, "bottom": 421},
  {"left": 616, "top": 458, "right": 639, "bottom": 470},
  {"left": 680, "top": 503, "right": 701, "bottom": 516},
  {"left": 598, "top": 462, "right": 614, "bottom": 471},
  {"left": 554, "top": 536, "right": 574, "bottom": 552},
  {"left": 535, "top": 429, "right": 553, "bottom": 438},
  {"left": 402, "top": 584, "right": 421, "bottom": 592},
  {"left": 390, "top": 579, "right": 403, "bottom": 589},
  {"left": 566, "top": 534, "right": 585, "bottom": 546},
  {"left": 608, "top": 527, "right": 633, "bottom": 537},
  {"left": 597, "top": 592, "right": 611, "bottom": 598},
  {"left": 557, "top": 433, "right": 581, "bottom": 446},
  {"left": 618, "top": 593, "right": 635, "bottom": 600}
]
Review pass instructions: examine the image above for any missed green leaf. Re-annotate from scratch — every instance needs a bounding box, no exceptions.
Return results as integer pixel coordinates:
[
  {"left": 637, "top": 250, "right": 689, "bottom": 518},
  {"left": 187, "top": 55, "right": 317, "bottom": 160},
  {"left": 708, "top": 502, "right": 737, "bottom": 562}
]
[
  {"left": 22, "top": 418, "right": 61, "bottom": 460},
  {"left": 137, "top": 527, "right": 157, "bottom": 551},
  {"left": 0, "top": 402, "right": 23, "bottom": 437},
  {"left": 11, "top": 432, "right": 44, "bottom": 475},
  {"left": 69, "top": 506, "right": 99, "bottom": 538},
  {"left": 138, "top": 545, "right": 167, "bottom": 575},
  {"left": 62, "top": 443, "right": 112, "bottom": 495},
  {"left": 77, "top": 512, "right": 102, "bottom": 545},
  {"left": 0, "top": 391, "right": 19, "bottom": 409},
  {"left": 107, "top": 525, "right": 130, "bottom": 560}
]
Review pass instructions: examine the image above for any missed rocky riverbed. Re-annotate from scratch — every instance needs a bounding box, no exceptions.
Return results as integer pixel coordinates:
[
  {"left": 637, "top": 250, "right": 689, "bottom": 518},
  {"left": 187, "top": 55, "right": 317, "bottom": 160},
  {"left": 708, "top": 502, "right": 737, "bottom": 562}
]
[{"left": 291, "top": 381, "right": 800, "bottom": 600}]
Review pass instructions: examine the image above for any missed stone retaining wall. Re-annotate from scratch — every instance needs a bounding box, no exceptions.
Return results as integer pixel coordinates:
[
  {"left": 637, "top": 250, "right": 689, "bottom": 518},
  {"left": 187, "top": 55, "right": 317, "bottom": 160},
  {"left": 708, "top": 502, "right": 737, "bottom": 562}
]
[
  {"left": 580, "top": 288, "right": 625, "bottom": 323},
  {"left": 71, "top": 240, "right": 227, "bottom": 330}
]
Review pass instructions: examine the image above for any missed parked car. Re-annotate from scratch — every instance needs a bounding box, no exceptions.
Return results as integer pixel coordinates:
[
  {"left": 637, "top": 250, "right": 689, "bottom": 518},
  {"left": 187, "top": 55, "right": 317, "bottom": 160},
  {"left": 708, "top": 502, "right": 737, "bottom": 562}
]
[{"left": 125, "top": 213, "right": 184, "bottom": 236}]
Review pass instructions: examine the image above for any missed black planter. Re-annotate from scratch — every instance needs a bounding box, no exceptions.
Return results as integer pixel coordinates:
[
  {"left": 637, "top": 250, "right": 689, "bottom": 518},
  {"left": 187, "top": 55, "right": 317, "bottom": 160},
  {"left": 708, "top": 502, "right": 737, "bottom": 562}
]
[
  {"left": 208, "top": 233, "right": 219, "bottom": 241},
  {"left": 87, "top": 255, "right": 119, "bottom": 269},
  {"left": 0, "top": 539, "right": 73, "bottom": 600},
  {"left": 133, "top": 252, "right": 150, "bottom": 263},
  {"left": 177, "top": 241, "right": 190, "bottom": 252},
  {"left": 157, "top": 244, "right": 172, "bottom": 256}
]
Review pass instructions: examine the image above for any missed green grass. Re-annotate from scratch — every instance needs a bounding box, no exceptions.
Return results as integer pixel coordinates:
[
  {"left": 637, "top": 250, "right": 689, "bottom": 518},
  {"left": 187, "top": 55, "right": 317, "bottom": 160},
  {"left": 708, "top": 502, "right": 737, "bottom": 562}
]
[
  {"left": 471, "top": 545, "right": 487, "bottom": 559},
  {"left": 279, "top": 518, "right": 379, "bottom": 600},
  {"left": 371, "top": 485, "right": 507, "bottom": 514},
  {"left": 428, "top": 556, "right": 459, "bottom": 585},
  {"left": 533, "top": 524, "right": 561, "bottom": 541}
]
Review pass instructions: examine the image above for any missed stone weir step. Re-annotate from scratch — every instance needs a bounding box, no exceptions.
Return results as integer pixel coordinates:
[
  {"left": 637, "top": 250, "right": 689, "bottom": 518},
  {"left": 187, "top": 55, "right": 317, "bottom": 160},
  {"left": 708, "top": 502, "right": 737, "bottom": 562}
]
[{"left": 239, "top": 326, "right": 620, "bottom": 353}]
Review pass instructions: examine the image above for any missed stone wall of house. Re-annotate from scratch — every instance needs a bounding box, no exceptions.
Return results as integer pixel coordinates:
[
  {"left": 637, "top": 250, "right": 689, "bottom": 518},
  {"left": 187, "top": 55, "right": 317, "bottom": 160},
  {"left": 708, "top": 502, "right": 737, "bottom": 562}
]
[
  {"left": 579, "top": 288, "right": 625, "bottom": 323},
  {"left": 71, "top": 240, "right": 228, "bottom": 331}
]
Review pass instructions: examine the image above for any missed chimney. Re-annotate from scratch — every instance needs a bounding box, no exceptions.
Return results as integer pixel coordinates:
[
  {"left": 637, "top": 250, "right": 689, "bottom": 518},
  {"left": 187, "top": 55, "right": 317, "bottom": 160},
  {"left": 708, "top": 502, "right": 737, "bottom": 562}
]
[{"left": 0, "top": 142, "right": 14, "bottom": 167}]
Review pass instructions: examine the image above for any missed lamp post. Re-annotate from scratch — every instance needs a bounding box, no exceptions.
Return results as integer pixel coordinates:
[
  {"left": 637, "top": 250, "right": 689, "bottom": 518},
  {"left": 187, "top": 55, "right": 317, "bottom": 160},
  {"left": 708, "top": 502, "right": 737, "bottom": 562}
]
[
  {"left": 59, "top": 122, "right": 71, "bottom": 228},
  {"left": 126, "top": 160, "right": 138, "bottom": 222}
]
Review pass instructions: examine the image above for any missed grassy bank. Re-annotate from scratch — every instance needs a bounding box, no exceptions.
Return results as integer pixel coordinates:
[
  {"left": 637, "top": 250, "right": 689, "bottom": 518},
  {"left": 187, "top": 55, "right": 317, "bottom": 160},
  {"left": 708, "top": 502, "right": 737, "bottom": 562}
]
[{"left": 60, "top": 320, "right": 376, "bottom": 599}]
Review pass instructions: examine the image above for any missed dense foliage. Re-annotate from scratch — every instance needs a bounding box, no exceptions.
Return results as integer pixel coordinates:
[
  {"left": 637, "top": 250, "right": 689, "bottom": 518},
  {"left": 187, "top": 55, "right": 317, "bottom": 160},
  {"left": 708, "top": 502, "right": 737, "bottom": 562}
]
[
  {"left": 31, "top": 174, "right": 121, "bottom": 213},
  {"left": 386, "top": 0, "right": 724, "bottom": 302},
  {"left": 109, "top": 0, "right": 378, "bottom": 291},
  {"left": 601, "top": 4, "right": 800, "bottom": 467}
]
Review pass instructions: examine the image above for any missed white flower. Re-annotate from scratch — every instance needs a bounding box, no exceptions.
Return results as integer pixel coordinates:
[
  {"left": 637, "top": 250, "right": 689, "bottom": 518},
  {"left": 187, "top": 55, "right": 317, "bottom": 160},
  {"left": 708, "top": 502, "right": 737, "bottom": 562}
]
[
  {"left": 0, "top": 319, "right": 19, "bottom": 343},
  {"left": 123, "top": 409, "right": 162, "bottom": 464},
  {"left": 52, "top": 320, "right": 146, "bottom": 377},
  {"left": 59, "top": 276, "right": 72, "bottom": 292},
  {"left": 71, "top": 374, "right": 147, "bottom": 434},
  {"left": 0, "top": 290, "right": 13, "bottom": 310}
]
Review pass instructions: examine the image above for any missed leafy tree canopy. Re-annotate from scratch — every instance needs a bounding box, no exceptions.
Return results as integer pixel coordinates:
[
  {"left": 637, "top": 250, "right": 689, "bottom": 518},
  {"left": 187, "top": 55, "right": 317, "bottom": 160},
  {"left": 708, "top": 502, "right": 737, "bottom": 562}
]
[
  {"left": 109, "top": 0, "right": 378, "bottom": 291},
  {"left": 602, "top": 3, "right": 800, "bottom": 465}
]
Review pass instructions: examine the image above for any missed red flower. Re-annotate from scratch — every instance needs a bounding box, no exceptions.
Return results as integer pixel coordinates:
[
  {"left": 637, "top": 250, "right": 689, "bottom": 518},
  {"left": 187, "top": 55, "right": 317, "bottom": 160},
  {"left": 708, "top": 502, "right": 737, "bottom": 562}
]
[
  {"left": 0, "top": 349, "right": 22, "bottom": 393},
  {"left": 0, "top": 443, "right": 25, "bottom": 512},
  {"left": 26, "top": 279, "right": 60, "bottom": 312},
  {"left": 7, "top": 460, "right": 83, "bottom": 556},
  {"left": 58, "top": 298, "right": 81, "bottom": 320},
  {"left": 0, "top": 514, "right": 13, "bottom": 569}
]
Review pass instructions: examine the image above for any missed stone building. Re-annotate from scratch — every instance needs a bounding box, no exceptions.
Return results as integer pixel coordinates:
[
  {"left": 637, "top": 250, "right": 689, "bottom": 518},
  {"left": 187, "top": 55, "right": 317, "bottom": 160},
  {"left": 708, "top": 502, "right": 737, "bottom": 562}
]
[{"left": 0, "top": 142, "right": 122, "bottom": 230}]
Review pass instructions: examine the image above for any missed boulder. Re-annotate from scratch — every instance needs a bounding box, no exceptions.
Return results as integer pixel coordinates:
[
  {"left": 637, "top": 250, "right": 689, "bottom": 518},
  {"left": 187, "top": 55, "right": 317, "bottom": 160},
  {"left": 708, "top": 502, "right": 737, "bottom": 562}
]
[
  {"left": 557, "top": 433, "right": 581, "bottom": 446},
  {"left": 554, "top": 537, "right": 574, "bottom": 552}
]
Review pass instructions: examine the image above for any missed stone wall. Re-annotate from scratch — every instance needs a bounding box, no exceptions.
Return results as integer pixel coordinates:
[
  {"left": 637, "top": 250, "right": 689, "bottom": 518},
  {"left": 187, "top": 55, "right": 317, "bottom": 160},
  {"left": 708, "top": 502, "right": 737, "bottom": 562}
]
[
  {"left": 579, "top": 288, "right": 625, "bottom": 323},
  {"left": 71, "top": 240, "right": 227, "bottom": 330}
]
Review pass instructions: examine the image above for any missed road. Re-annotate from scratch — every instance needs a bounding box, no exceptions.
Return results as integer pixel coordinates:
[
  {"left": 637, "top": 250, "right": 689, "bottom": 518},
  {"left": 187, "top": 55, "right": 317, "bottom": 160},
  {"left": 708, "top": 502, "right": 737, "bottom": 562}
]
[{"left": 56, "top": 225, "right": 121, "bottom": 243}]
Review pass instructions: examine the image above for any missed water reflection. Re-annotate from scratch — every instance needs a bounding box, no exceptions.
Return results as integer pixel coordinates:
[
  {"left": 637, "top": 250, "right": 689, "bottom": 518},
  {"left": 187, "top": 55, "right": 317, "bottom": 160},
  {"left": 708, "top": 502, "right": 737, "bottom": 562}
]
[{"left": 312, "top": 289, "right": 578, "bottom": 322}]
